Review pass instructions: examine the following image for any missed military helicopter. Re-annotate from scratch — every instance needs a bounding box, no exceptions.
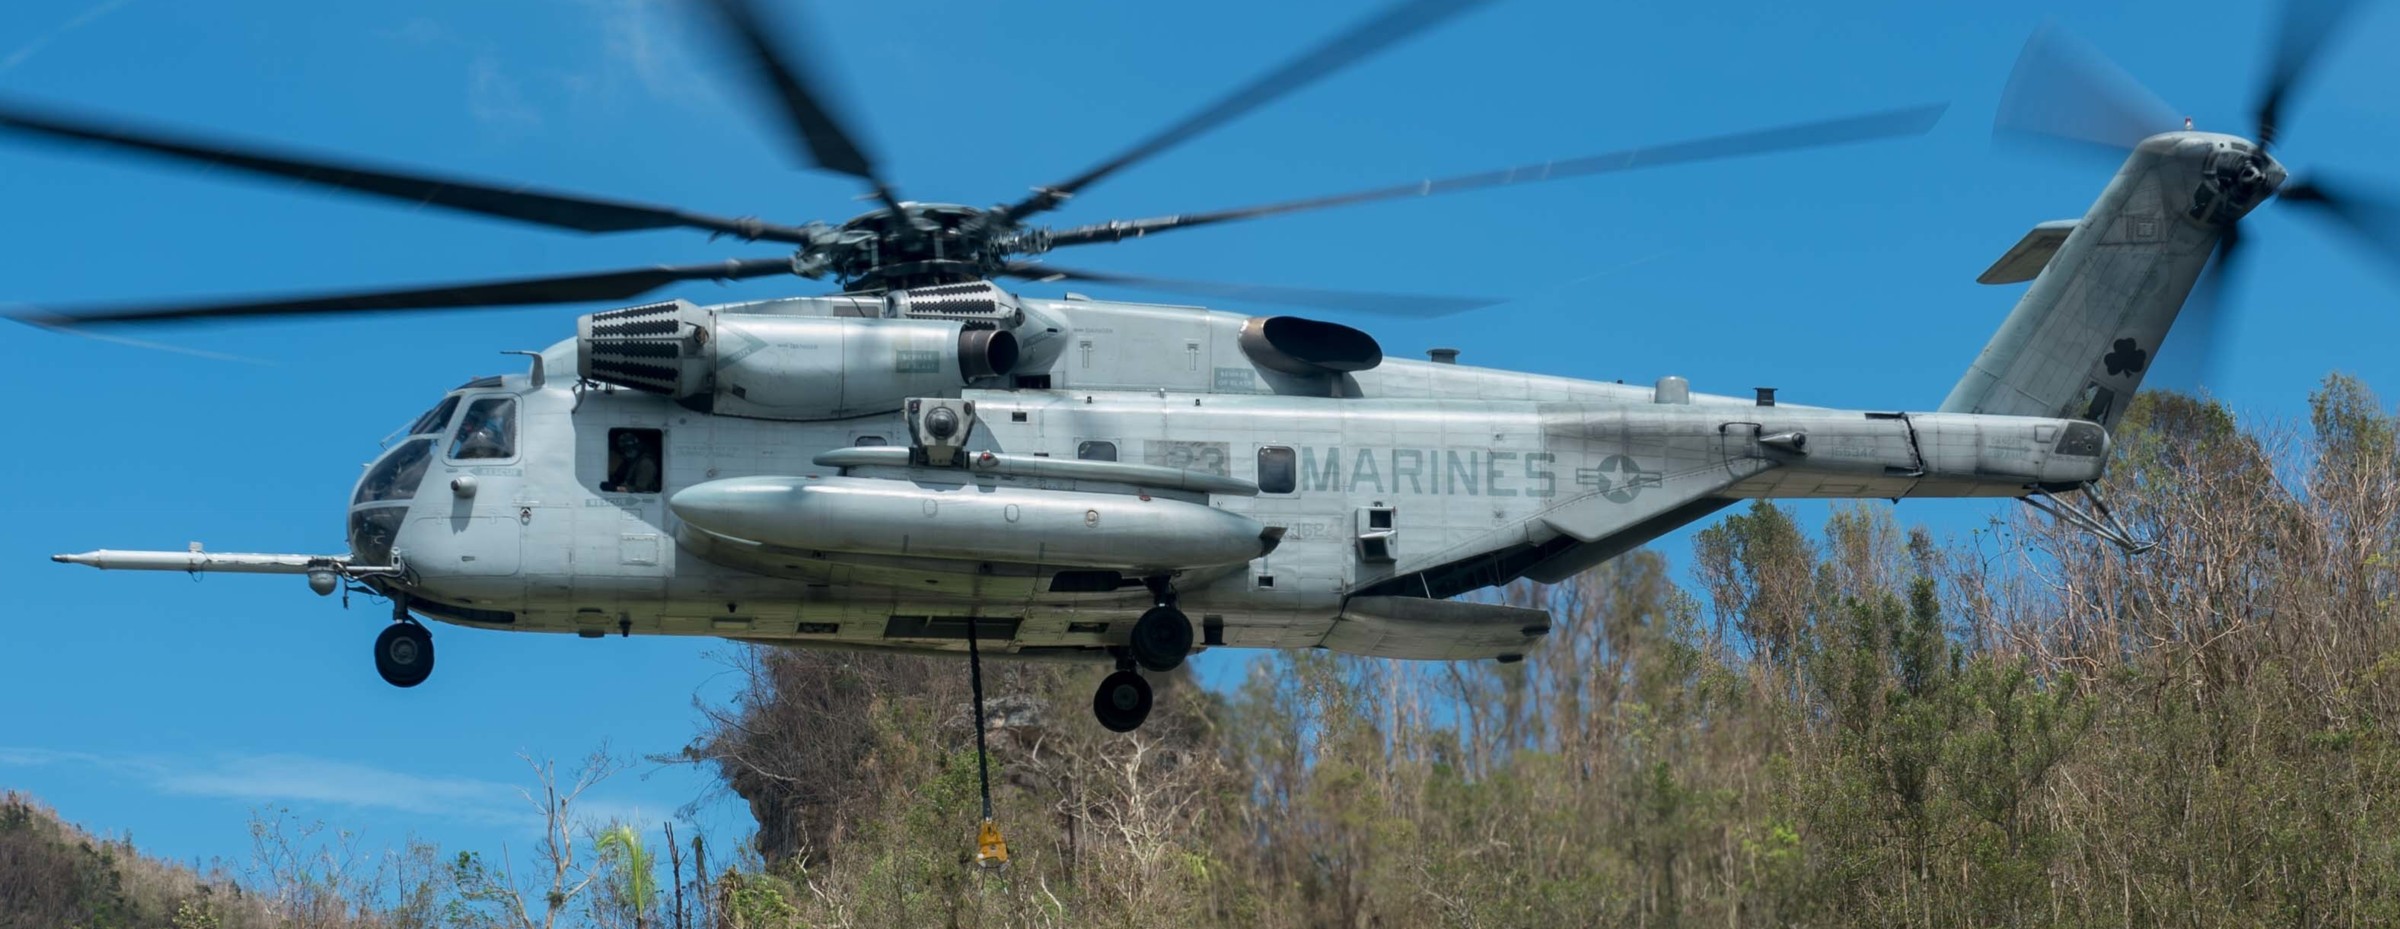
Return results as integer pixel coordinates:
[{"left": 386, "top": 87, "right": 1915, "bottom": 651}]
[{"left": 16, "top": 0, "right": 2399, "bottom": 739}]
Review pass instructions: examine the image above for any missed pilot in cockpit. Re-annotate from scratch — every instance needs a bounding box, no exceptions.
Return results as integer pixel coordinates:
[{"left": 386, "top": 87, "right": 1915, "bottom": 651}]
[{"left": 451, "top": 406, "right": 510, "bottom": 460}]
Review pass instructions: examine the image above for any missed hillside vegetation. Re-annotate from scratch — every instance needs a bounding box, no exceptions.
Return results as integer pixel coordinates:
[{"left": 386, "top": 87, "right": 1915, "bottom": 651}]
[
  {"left": 0, "top": 791, "right": 277, "bottom": 929},
  {"left": 7, "top": 378, "right": 2397, "bottom": 928}
]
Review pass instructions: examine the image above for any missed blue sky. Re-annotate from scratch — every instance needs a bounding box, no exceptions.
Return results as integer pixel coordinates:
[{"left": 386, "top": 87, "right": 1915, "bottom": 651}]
[{"left": 2, "top": 0, "right": 2395, "bottom": 875}]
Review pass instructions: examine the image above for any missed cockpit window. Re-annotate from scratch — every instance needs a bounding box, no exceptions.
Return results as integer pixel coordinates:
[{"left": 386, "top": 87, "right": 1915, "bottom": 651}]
[
  {"left": 355, "top": 438, "right": 433, "bottom": 505},
  {"left": 348, "top": 506, "right": 405, "bottom": 567},
  {"left": 404, "top": 396, "right": 460, "bottom": 438},
  {"left": 449, "top": 397, "right": 517, "bottom": 460}
]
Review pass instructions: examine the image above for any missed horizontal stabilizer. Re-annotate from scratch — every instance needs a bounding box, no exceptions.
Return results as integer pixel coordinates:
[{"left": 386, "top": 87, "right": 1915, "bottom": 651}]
[{"left": 1977, "top": 219, "right": 2077, "bottom": 284}]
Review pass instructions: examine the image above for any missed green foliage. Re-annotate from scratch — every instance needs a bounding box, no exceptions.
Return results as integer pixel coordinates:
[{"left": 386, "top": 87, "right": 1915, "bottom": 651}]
[
  {"left": 716, "top": 869, "right": 798, "bottom": 929},
  {"left": 594, "top": 824, "right": 659, "bottom": 923}
]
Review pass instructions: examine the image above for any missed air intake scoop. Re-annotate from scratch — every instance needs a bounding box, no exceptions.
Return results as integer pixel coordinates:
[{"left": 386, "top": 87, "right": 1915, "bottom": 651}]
[{"left": 1237, "top": 315, "right": 1383, "bottom": 375}]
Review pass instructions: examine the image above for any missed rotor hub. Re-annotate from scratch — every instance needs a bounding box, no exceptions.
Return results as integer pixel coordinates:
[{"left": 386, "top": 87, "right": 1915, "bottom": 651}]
[
  {"left": 2205, "top": 141, "right": 2287, "bottom": 212},
  {"left": 821, "top": 202, "right": 1023, "bottom": 293}
]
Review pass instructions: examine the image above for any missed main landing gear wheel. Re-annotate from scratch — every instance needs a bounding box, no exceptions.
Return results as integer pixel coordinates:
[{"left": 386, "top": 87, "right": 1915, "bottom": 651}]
[
  {"left": 374, "top": 623, "right": 434, "bottom": 688},
  {"left": 1092, "top": 670, "right": 1153, "bottom": 733},
  {"left": 1128, "top": 605, "right": 1193, "bottom": 672}
]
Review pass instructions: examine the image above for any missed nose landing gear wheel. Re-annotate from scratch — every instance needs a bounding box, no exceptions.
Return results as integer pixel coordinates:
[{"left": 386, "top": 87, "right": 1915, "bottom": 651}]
[
  {"left": 374, "top": 623, "right": 435, "bottom": 688},
  {"left": 1092, "top": 670, "right": 1153, "bottom": 732},
  {"left": 1128, "top": 605, "right": 1193, "bottom": 672}
]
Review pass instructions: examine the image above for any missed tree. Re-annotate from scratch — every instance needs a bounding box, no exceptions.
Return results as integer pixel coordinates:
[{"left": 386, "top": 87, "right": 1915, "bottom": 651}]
[
  {"left": 593, "top": 824, "right": 658, "bottom": 929},
  {"left": 449, "top": 749, "right": 627, "bottom": 929}
]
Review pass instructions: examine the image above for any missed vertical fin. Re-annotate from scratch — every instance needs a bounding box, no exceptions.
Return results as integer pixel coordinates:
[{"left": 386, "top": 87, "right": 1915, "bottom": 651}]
[{"left": 1942, "top": 136, "right": 2229, "bottom": 430}]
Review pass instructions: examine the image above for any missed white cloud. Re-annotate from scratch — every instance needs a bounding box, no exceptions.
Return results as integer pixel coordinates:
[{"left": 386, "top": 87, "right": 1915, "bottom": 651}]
[
  {"left": 467, "top": 50, "right": 544, "bottom": 130},
  {"left": 0, "top": 0, "right": 133, "bottom": 74},
  {"left": 382, "top": 3, "right": 721, "bottom": 130},
  {"left": 390, "top": 16, "right": 450, "bottom": 47},
  {"left": 0, "top": 746, "right": 111, "bottom": 767},
  {"left": 153, "top": 753, "right": 522, "bottom": 821},
  {"left": 564, "top": 0, "right": 715, "bottom": 107},
  {"left": 385, "top": 15, "right": 545, "bottom": 131},
  {"left": 0, "top": 745, "right": 666, "bottom": 833},
  {"left": 590, "top": 0, "right": 675, "bottom": 95}
]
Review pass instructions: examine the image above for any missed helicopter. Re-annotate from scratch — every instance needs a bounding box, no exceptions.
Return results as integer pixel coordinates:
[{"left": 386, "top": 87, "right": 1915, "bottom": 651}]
[{"left": 16, "top": 0, "right": 2399, "bottom": 736}]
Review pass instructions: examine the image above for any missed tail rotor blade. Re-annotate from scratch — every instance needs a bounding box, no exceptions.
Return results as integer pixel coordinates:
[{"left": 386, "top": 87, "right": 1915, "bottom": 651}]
[
  {"left": 2282, "top": 175, "right": 2400, "bottom": 280},
  {"left": 2256, "top": 0, "right": 2364, "bottom": 147},
  {"left": 2158, "top": 223, "right": 2243, "bottom": 393},
  {"left": 1993, "top": 22, "right": 2181, "bottom": 156}
]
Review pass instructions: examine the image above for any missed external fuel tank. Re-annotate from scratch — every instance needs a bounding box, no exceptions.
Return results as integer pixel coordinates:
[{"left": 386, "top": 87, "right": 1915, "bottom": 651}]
[{"left": 669, "top": 476, "right": 1277, "bottom": 573}]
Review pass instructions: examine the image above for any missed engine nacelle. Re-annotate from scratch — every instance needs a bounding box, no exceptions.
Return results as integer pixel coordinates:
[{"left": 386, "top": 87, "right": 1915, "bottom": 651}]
[{"left": 578, "top": 300, "right": 1019, "bottom": 421}]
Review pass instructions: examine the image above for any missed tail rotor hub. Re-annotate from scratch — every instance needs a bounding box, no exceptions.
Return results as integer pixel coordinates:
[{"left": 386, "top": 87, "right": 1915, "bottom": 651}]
[{"left": 2200, "top": 141, "right": 2288, "bottom": 220}]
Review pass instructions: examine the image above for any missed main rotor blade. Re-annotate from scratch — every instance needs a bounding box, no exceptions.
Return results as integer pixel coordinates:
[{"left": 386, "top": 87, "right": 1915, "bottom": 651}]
[
  {"left": 1992, "top": 23, "right": 2180, "bottom": 156},
  {"left": 997, "top": 0, "right": 1493, "bottom": 223},
  {"left": 2256, "top": 0, "right": 2363, "bottom": 148},
  {"left": 2283, "top": 175, "right": 2400, "bottom": 280},
  {"left": 0, "top": 101, "right": 818, "bottom": 244},
  {"left": 697, "top": 0, "right": 900, "bottom": 211},
  {"left": 10, "top": 258, "right": 794, "bottom": 327},
  {"left": 1044, "top": 104, "right": 1947, "bottom": 247},
  {"left": 1001, "top": 262, "right": 1499, "bottom": 317}
]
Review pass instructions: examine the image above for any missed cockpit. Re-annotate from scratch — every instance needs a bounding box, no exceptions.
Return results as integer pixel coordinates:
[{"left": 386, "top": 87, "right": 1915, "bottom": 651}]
[{"left": 348, "top": 380, "right": 521, "bottom": 567}]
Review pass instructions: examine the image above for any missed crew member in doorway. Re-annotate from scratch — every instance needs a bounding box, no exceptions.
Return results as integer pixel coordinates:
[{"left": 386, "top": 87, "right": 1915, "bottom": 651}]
[{"left": 606, "top": 430, "right": 661, "bottom": 494}]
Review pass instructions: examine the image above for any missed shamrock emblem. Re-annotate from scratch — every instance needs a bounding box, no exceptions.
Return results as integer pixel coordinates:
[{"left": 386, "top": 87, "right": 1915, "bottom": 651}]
[{"left": 2103, "top": 338, "right": 2148, "bottom": 377}]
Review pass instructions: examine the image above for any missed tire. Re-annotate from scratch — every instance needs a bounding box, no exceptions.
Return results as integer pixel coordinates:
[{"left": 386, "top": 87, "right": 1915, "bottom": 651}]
[
  {"left": 1091, "top": 670, "right": 1153, "bottom": 733},
  {"left": 374, "top": 623, "right": 435, "bottom": 688},
  {"left": 1128, "top": 605, "right": 1193, "bottom": 672}
]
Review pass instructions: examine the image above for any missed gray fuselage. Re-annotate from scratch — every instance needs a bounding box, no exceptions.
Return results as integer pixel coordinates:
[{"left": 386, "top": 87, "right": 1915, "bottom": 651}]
[{"left": 354, "top": 295, "right": 2103, "bottom": 663}]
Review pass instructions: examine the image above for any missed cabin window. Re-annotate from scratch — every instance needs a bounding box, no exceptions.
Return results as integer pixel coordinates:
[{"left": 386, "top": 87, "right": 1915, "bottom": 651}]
[
  {"left": 1077, "top": 440, "right": 1118, "bottom": 462},
  {"left": 448, "top": 397, "right": 517, "bottom": 460},
  {"left": 1258, "top": 445, "right": 1297, "bottom": 494},
  {"left": 605, "top": 428, "right": 664, "bottom": 494}
]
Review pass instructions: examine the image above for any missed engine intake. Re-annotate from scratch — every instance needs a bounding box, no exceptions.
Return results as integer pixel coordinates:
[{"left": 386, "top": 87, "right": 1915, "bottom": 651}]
[
  {"left": 886, "top": 280, "right": 1024, "bottom": 326},
  {"left": 578, "top": 301, "right": 1019, "bottom": 421}
]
